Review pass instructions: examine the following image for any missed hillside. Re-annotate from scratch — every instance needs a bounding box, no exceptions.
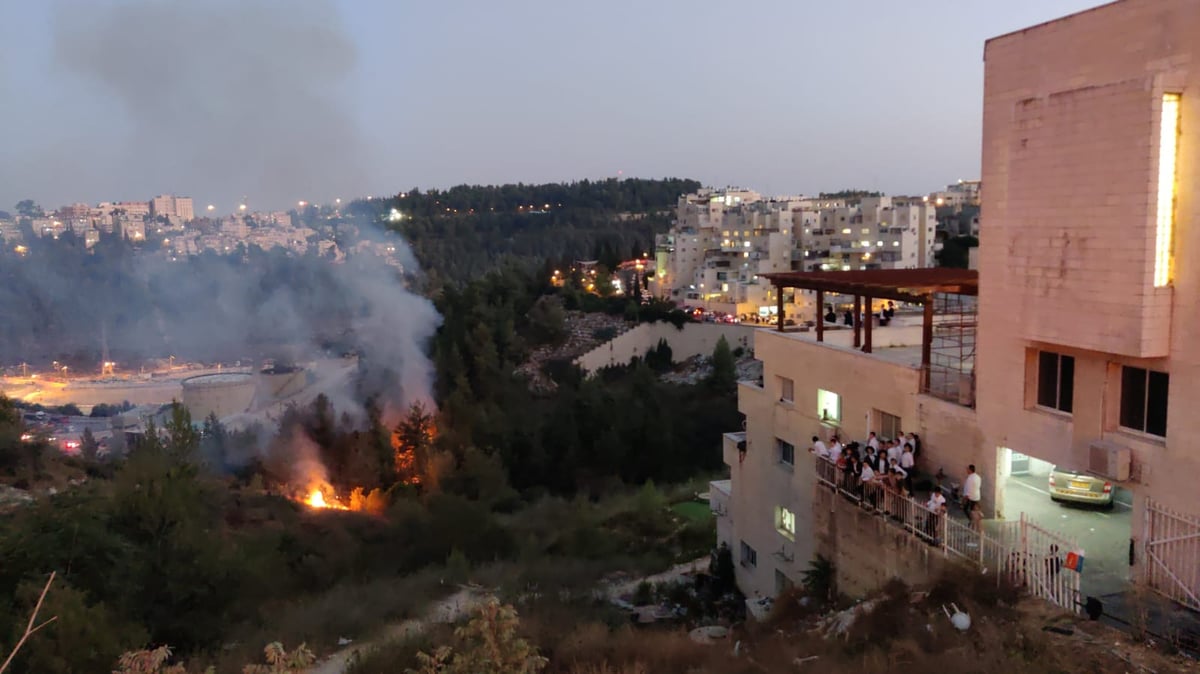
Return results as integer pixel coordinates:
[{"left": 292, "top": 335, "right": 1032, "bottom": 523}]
[{"left": 346, "top": 177, "right": 700, "bottom": 285}]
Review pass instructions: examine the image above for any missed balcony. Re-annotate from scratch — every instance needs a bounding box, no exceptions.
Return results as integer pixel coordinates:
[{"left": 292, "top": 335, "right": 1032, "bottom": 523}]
[{"left": 723, "top": 431, "right": 747, "bottom": 467}]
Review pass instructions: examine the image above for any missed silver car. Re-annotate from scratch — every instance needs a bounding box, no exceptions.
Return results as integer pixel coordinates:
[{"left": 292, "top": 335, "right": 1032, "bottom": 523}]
[{"left": 1049, "top": 467, "right": 1114, "bottom": 507}]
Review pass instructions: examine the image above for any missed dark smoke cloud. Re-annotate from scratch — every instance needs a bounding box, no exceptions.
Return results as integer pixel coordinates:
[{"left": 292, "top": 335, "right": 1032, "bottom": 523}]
[
  {"left": 0, "top": 235, "right": 441, "bottom": 415},
  {"left": 41, "top": 0, "right": 374, "bottom": 208}
]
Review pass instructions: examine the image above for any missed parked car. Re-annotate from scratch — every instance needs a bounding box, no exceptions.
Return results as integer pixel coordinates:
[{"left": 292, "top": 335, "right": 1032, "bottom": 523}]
[{"left": 1049, "top": 466, "right": 1113, "bottom": 507}]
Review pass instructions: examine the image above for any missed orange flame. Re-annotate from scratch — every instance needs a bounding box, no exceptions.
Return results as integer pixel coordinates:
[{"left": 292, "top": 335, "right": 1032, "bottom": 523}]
[
  {"left": 302, "top": 484, "right": 349, "bottom": 510},
  {"left": 297, "top": 483, "right": 387, "bottom": 515}
]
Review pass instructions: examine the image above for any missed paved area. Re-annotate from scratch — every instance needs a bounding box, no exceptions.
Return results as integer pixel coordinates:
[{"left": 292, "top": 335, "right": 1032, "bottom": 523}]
[{"left": 1002, "top": 474, "right": 1132, "bottom": 599}]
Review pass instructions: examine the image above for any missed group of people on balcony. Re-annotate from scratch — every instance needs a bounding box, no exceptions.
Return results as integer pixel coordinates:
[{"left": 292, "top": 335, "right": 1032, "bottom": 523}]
[{"left": 810, "top": 430, "right": 958, "bottom": 539}]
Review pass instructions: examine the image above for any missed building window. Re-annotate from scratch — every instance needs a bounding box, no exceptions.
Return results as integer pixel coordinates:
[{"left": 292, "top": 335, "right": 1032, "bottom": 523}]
[
  {"left": 774, "top": 569, "right": 794, "bottom": 595},
  {"left": 1154, "top": 93, "right": 1181, "bottom": 287},
  {"left": 740, "top": 540, "right": 757, "bottom": 567},
  {"left": 1120, "top": 366, "right": 1169, "bottom": 437},
  {"left": 817, "top": 389, "right": 841, "bottom": 425},
  {"left": 776, "top": 438, "right": 795, "bottom": 466},
  {"left": 876, "top": 410, "right": 901, "bottom": 441},
  {"left": 775, "top": 506, "right": 796, "bottom": 540},
  {"left": 1036, "top": 351, "right": 1075, "bottom": 414},
  {"left": 777, "top": 376, "right": 794, "bottom": 402}
]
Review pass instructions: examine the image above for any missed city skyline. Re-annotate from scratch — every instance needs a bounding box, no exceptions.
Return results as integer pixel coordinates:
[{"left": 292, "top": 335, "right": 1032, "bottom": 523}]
[{"left": 1, "top": 0, "right": 1102, "bottom": 211}]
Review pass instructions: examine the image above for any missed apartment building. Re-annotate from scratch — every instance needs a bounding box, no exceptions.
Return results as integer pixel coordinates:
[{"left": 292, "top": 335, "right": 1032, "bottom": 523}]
[
  {"left": 658, "top": 189, "right": 938, "bottom": 321},
  {"left": 929, "top": 180, "right": 981, "bottom": 209},
  {"left": 719, "top": 0, "right": 1200, "bottom": 613},
  {"left": 150, "top": 194, "right": 195, "bottom": 222},
  {"left": 719, "top": 269, "right": 980, "bottom": 599},
  {"left": 978, "top": 0, "right": 1200, "bottom": 611}
]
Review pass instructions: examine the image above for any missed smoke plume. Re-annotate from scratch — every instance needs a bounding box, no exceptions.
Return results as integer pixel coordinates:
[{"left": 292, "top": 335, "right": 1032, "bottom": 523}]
[
  {"left": 42, "top": 0, "right": 374, "bottom": 208},
  {"left": 0, "top": 230, "right": 440, "bottom": 417}
]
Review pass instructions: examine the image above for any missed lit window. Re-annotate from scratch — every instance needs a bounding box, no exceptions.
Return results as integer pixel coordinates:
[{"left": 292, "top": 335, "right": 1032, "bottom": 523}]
[
  {"left": 861, "top": 228, "right": 870, "bottom": 234},
  {"left": 841, "top": 228, "right": 851, "bottom": 234},
  {"left": 892, "top": 241, "right": 900, "bottom": 247},
  {"left": 817, "top": 389, "right": 841, "bottom": 424},
  {"left": 860, "top": 240, "right": 871, "bottom": 247},
  {"left": 1155, "top": 93, "right": 1181, "bottom": 287},
  {"left": 776, "top": 506, "right": 796, "bottom": 540}
]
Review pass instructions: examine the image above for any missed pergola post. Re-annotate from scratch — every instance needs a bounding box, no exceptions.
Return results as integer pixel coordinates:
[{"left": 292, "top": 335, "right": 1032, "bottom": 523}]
[
  {"left": 863, "top": 295, "right": 873, "bottom": 353},
  {"left": 815, "top": 289, "right": 824, "bottom": 342},
  {"left": 776, "top": 284, "right": 785, "bottom": 331},
  {"left": 921, "top": 296, "right": 934, "bottom": 391},
  {"left": 853, "top": 295, "right": 862, "bottom": 348}
]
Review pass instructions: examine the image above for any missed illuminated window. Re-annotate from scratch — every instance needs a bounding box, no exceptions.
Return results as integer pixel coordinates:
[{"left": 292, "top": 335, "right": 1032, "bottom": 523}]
[
  {"left": 818, "top": 389, "right": 841, "bottom": 424},
  {"left": 775, "top": 506, "right": 796, "bottom": 540},
  {"left": 1155, "top": 93, "right": 1181, "bottom": 287}
]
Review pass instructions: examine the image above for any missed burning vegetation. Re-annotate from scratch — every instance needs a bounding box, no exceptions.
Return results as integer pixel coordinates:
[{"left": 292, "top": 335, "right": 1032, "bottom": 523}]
[
  {"left": 272, "top": 400, "right": 439, "bottom": 516},
  {"left": 299, "top": 482, "right": 387, "bottom": 514}
]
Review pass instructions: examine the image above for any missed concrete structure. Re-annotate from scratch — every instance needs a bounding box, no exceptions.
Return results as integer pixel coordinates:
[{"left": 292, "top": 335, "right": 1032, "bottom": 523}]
[
  {"left": 573, "top": 322, "right": 755, "bottom": 374},
  {"left": 979, "top": 0, "right": 1200, "bottom": 610},
  {"left": 929, "top": 180, "right": 981, "bottom": 209},
  {"left": 722, "top": 323, "right": 982, "bottom": 598},
  {"left": 180, "top": 372, "right": 257, "bottom": 420},
  {"left": 720, "top": 269, "right": 981, "bottom": 598},
  {"left": 258, "top": 365, "right": 309, "bottom": 401},
  {"left": 150, "top": 194, "right": 195, "bottom": 222}
]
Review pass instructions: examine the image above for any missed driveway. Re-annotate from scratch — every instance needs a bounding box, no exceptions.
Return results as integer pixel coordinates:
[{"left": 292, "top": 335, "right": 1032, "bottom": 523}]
[{"left": 1003, "top": 474, "right": 1132, "bottom": 599}]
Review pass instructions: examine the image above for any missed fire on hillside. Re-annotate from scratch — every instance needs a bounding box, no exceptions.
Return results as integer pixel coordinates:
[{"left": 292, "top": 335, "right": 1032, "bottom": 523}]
[{"left": 295, "top": 481, "right": 386, "bottom": 514}]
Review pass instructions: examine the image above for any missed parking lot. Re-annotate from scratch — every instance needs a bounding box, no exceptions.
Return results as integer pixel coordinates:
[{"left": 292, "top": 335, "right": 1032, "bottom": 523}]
[{"left": 1003, "top": 473, "right": 1132, "bottom": 599}]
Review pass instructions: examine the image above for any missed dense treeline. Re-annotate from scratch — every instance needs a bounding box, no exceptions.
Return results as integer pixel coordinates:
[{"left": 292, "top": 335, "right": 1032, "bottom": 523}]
[
  {"left": 431, "top": 265, "right": 738, "bottom": 496},
  {"left": 347, "top": 178, "right": 700, "bottom": 285}
]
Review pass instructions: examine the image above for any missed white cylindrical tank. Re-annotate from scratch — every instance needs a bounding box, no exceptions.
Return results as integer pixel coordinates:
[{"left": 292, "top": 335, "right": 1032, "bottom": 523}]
[
  {"left": 181, "top": 372, "right": 257, "bottom": 421},
  {"left": 258, "top": 365, "right": 308, "bottom": 402}
]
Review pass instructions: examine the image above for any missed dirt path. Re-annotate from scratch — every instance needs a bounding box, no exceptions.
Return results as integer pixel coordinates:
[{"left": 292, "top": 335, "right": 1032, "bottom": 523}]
[
  {"left": 306, "top": 557, "right": 710, "bottom": 674},
  {"left": 602, "top": 556, "right": 709, "bottom": 601},
  {"left": 305, "top": 588, "right": 483, "bottom": 674}
]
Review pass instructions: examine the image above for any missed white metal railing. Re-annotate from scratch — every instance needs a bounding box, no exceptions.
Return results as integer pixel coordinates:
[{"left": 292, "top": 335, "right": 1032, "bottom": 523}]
[{"left": 813, "top": 456, "right": 1081, "bottom": 613}]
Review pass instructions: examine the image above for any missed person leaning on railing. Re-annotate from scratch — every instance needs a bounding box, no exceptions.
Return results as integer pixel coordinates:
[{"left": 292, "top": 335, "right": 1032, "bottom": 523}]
[{"left": 924, "top": 490, "right": 947, "bottom": 542}]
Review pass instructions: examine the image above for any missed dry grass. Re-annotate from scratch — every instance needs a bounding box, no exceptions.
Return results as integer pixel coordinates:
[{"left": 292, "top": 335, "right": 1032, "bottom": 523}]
[{"left": 337, "top": 566, "right": 1200, "bottom": 674}]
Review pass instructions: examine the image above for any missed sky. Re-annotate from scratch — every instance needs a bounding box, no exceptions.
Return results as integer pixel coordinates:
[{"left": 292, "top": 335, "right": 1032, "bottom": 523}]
[{"left": 0, "top": 0, "right": 1105, "bottom": 212}]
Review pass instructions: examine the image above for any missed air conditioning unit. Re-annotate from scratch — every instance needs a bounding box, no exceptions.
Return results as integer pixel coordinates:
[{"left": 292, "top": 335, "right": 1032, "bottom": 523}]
[{"left": 1088, "top": 440, "right": 1132, "bottom": 482}]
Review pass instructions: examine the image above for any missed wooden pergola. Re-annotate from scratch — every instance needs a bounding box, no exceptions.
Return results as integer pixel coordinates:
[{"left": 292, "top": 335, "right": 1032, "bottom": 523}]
[{"left": 762, "top": 268, "right": 979, "bottom": 387}]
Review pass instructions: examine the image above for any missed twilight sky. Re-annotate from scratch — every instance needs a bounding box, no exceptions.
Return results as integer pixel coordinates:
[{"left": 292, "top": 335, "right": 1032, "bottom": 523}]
[{"left": 0, "top": 0, "right": 1103, "bottom": 212}]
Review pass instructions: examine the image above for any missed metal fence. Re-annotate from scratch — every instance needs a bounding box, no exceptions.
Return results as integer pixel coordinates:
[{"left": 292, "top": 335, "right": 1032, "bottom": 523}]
[{"left": 814, "top": 456, "right": 1080, "bottom": 613}]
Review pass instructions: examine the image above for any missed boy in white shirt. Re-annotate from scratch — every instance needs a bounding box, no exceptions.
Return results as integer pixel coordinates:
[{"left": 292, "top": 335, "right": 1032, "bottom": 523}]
[{"left": 925, "top": 490, "right": 947, "bottom": 540}]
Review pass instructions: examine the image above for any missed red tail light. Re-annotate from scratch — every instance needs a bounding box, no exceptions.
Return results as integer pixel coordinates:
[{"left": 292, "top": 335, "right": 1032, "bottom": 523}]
[{"left": 1103, "top": 482, "right": 1112, "bottom": 494}]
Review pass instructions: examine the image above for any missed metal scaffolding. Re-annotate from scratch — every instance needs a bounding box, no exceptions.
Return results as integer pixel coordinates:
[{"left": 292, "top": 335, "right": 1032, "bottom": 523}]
[{"left": 925, "top": 292, "right": 977, "bottom": 406}]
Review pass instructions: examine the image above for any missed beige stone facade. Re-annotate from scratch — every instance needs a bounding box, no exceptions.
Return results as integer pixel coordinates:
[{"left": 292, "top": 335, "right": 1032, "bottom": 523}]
[
  {"left": 978, "top": 0, "right": 1199, "bottom": 569},
  {"left": 724, "top": 327, "right": 978, "bottom": 598}
]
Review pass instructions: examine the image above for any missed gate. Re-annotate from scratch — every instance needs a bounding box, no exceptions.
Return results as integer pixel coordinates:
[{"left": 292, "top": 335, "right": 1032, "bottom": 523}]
[
  {"left": 1145, "top": 499, "right": 1200, "bottom": 611},
  {"left": 983, "top": 514, "right": 1081, "bottom": 612}
]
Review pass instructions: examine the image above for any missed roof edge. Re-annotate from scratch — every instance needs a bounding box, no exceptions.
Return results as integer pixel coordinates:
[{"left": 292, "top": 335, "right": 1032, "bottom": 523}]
[{"left": 985, "top": 0, "right": 1126, "bottom": 49}]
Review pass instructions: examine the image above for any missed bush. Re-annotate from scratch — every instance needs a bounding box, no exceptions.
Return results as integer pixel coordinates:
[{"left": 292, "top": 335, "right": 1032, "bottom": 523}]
[{"left": 591, "top": 327, "right": 618, "bottom": 342}]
